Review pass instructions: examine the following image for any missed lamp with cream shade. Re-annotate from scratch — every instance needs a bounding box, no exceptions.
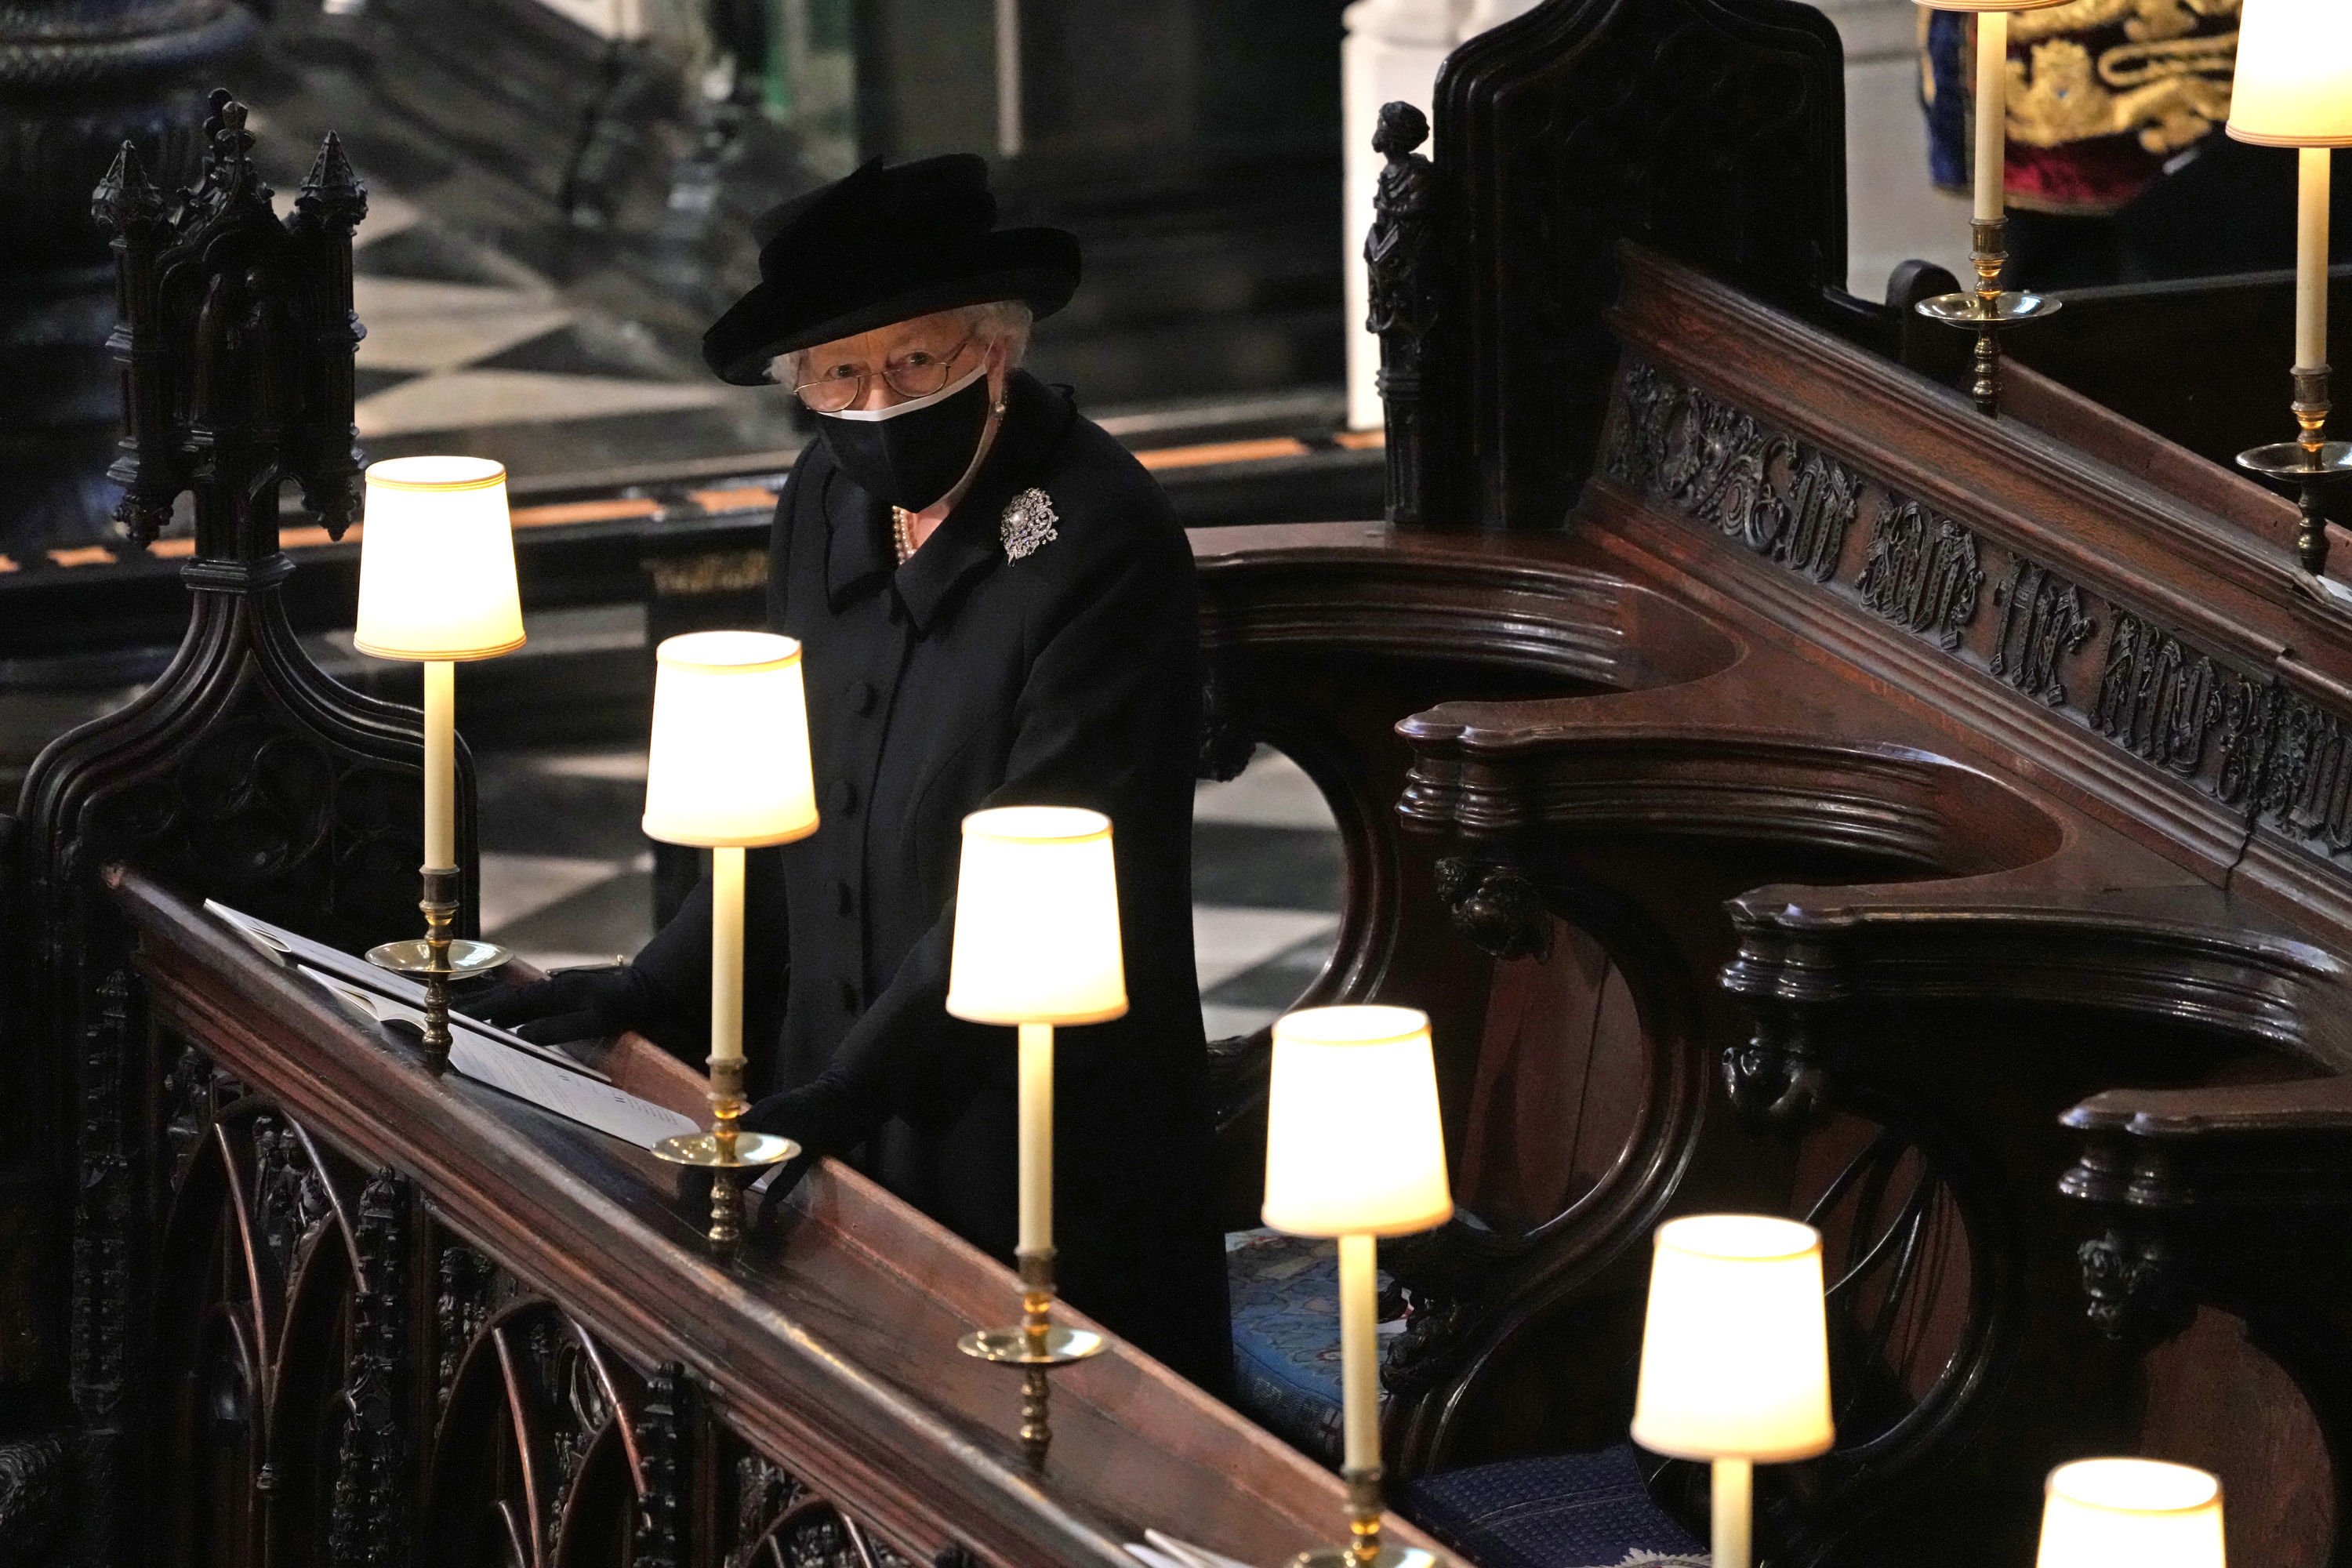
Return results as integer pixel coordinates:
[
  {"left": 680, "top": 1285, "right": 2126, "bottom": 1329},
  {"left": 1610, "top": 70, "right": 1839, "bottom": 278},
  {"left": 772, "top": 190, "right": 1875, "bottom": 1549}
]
[
  {"left": 1911, "top": 0, "right": 2069, "bottom": 416},
  {"left": 1261, "top": 1004, "right": 1452, "bottom": 1568},
  {"left": 353, "top": 455, "right": 527, "bottom": 1067},
  {"left": 2038, "top": 1458, "right": 2226, "bottom": 1568},
  {"left": 1631, "top": 1214, "right": 1835, "bottom": 1568},
  {"left": 946, "top": 805, "right": 1127, "bottom": 1468},
  {"left": 2230, "top": 0, "right": 2352, "bottom": 593},
  {"left": 640, "top": 630, "right": 820, "bottom": 1247}
]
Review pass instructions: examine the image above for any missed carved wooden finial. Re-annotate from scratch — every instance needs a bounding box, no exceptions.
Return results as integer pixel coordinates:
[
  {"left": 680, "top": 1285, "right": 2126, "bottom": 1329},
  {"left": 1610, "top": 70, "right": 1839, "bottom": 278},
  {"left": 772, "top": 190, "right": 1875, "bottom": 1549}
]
[
  {"left": 183, "top": 89, "right": 271, "bottom": 225},
  {"left": 97, "top": 89, "right": 367, "bottom": 552},
  {"left": 295, "top": 131, "right": 368, "bottom": 235},
  {"left": 90, "top": 142, "right": 165, "bottom": 237}
]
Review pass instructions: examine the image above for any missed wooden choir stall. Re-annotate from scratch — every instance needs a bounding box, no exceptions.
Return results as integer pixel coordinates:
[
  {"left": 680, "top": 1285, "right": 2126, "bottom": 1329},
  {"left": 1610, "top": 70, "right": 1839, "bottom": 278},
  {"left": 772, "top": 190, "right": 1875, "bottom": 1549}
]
[{"left": 15, "top": 2, "right": 2352, "bottom": 1566}]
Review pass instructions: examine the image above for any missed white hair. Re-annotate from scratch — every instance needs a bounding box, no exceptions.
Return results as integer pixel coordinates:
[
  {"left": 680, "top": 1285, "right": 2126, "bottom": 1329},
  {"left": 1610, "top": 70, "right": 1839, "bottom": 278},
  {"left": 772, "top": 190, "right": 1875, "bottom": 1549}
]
[{"left": 770, "top": 300, "right": 1033, "bottom": 388}]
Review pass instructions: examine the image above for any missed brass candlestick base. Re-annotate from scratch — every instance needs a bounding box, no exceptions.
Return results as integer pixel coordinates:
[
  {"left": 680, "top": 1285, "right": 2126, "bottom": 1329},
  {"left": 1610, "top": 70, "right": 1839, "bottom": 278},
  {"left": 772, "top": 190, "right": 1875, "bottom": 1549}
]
[
  {"left": 1286, "top": 1467, "right": 1437, "bottom": 1568},
  {"left": 956, "top": 1247, "right": 1105, "bottom": 1469},
  {"left": 650, "top": 1058, "right": 797, "bottom": 1251},
  {"left": 1915, "top": 217, "right": 2061, "bottom": 417},
  {"left": 2239, "top": 365, "right": 2352, "bottom": 597},
  {"left": 364, "top": 866, "right": 468, "bottom": 1071}
]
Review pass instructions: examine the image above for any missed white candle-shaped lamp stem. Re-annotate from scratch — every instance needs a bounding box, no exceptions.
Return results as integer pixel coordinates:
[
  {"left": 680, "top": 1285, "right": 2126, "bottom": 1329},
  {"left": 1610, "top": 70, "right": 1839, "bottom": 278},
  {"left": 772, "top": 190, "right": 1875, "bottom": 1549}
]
[
  {"left": 422, "top": 659, "right": 455, "bottom": 871},
  {"left": 1973, "top": 9, "right": 2009, "bottom": 224},
  {"left": 710, "top": 844, "right": 746, "bottom": 1067},
  {"left": 1713, "top": 1458, "right": 1755, "bottom": 1568},
  {"left": 1632, "top": 1216, "right": 1835, "bottom": 1568},
  {"left": 1338, "top": 1230, "right": 1381, "bottom": 1474},
  {"left": 2302, "top": 147, "right": 2332, "bottom": 372},
  {"left": 2231, "top": 1, "right": 2352, "bottom": 377},
  {"left": 1018, "top": 1021, "right": 1054, "bottom": 1253},
  {"left": 2227, "top": 0, "right": 2352, "bottom": 578},
  {"left": 1261, "top": 1004, "right": 1453, "bottom": 1565}
]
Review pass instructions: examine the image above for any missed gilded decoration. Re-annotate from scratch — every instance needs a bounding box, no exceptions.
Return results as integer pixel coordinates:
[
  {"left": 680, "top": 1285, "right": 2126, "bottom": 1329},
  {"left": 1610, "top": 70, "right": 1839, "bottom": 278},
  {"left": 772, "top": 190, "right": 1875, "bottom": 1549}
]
[
  {"left": 2005, "top": 30, "right": 2238, "bottom": 157},
  {"left": 1922, "top": 0, "right": 2240, "bottom": 212}
]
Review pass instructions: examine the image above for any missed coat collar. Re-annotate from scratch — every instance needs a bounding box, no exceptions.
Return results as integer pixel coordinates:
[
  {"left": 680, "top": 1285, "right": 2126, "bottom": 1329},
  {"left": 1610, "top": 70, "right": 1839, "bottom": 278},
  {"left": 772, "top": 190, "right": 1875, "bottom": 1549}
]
[{"left": 821, "top": 370, "right": 1076, "bottom": 633}]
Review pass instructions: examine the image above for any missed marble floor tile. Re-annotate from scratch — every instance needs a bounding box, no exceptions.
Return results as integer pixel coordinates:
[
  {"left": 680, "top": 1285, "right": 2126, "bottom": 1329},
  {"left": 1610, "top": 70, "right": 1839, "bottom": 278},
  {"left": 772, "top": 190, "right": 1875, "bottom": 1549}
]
[
  {"left": 1195, "top": 750, "right": 1336, "bottom": 829},
  {"left": 355, "top": 368, "right": 733, "bottom": 438},
  {"left": 470, "top": 738, "right": 1348, "bottom": 1039},
  {"left": 481, "top": 850, "right": 644, "bottom": 933},
  {"left": 358, "top": 305, "right": 580, "bottom": 374},
  {"left": 352, "top": 189, "right": 424, "bottom": 249},
  {"left": 488, "top": 864, "right": 655, "bottom": 967},
  {"left": 1193, "top": 907, "right": 1341, "bottom": 993},
  {"left": 535, "top": 750, "right": 650, "bottom": 781},
  {"left": 1190, "top": 822, "right": 1343, "bottom": 910}
]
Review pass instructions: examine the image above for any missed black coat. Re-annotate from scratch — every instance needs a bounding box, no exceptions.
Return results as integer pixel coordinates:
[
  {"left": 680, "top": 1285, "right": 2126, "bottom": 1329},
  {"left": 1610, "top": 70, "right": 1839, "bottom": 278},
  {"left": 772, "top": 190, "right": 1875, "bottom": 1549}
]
[{"left": 633, "top": 372, "right": 1231, "bottom": 1392}]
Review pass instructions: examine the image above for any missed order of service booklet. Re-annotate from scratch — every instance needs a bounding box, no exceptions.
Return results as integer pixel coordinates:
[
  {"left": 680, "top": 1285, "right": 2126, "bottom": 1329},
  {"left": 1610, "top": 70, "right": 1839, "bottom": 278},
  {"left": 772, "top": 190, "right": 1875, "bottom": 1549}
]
[{"left": 204, "top": 899, "right": 699, "bottom": 1152}]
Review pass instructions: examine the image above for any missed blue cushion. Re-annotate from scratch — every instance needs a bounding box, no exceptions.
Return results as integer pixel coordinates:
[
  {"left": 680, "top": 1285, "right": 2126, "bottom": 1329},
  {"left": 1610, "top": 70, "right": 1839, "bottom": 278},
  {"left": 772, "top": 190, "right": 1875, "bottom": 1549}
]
[
  {"left": 1226, "top": 1229, "right": 1378, "bottom": 1461},
  {"left": 1397, "top": 1446, "right": 1708, "bottom": 1568}
]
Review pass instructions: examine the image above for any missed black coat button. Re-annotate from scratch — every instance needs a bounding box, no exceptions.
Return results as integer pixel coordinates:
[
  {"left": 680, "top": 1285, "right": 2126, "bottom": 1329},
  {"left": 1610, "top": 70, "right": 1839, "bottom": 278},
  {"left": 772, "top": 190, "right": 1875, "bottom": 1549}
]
[
  {"left": 836, "top": 880, "right": 855, "bottom": 915},
  {"left": 830, "top": 779, "right": 859, "bottom": 815},
  {"left": 851, "top": 680, "right": 877, "bottom": 715}
]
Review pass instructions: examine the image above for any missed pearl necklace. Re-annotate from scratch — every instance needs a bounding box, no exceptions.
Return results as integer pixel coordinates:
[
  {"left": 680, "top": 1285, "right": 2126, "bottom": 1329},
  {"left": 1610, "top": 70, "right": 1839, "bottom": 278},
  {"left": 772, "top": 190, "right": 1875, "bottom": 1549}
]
[{"left": 892, "top": 506, "right": 918, "bottom": 566}]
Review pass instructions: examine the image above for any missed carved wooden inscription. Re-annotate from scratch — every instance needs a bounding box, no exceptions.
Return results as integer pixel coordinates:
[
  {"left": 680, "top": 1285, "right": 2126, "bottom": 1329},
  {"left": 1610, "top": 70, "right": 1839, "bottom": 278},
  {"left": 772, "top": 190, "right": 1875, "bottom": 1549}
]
[{"left": 1603, "top": 356, "right": 2352, "bottom": 866}]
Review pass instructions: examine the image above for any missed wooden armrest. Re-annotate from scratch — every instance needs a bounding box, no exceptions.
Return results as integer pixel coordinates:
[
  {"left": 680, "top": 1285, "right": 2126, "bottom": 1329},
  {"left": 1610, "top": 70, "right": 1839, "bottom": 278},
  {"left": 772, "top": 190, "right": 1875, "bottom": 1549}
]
[{"left": 2064, "top": 1075, "right": 2352, "bottom": 1138}]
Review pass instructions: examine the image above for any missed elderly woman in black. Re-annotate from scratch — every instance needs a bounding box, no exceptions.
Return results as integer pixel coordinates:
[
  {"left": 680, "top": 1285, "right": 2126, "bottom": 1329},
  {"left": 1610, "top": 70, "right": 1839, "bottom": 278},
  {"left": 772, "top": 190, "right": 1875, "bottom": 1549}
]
[{"left": 483, "top": 155, "right": 1231, "bottom": 1394}]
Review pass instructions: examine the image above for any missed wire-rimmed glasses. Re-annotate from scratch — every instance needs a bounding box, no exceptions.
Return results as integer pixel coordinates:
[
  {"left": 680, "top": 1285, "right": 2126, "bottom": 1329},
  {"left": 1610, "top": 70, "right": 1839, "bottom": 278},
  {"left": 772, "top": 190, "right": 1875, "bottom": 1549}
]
[{"left": 791, "top": 334, "right": 978, "bottom": 412}]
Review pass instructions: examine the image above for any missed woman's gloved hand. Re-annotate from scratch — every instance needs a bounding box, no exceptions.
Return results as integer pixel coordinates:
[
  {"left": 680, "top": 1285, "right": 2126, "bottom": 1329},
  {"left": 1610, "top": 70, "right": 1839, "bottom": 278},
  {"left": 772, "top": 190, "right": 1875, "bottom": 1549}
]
[
  {"left": 736, "top": 1076, "right": 873, "bottom": 1222},
  {"left": 473, "top": 963, "right": 656, "bottom": 1047}
]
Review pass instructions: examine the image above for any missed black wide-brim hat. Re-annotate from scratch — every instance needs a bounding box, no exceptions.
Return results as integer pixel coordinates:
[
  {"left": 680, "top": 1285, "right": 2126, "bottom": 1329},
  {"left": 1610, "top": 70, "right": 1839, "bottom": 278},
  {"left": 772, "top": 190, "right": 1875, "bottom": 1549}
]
[{"left": 702, "top": 153, "right": 1080, "bottom": 386}]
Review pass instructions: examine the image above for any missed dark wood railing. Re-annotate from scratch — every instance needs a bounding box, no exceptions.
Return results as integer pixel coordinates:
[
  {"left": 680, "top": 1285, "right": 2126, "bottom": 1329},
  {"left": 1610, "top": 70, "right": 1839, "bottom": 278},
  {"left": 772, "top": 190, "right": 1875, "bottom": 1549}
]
[{"left": 113, "top": 864, "right": 1421, "bottom": 1567}]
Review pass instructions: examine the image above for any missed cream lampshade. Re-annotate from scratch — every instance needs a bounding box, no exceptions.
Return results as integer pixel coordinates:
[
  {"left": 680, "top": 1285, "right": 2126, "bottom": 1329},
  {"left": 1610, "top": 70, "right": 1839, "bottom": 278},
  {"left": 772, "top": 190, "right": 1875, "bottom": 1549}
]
[
  {"left": 2228, "top": 0, "right": 2352, "bottom": 147},
  {"left": 1261, "top": 1005, "right": 1454, "bottom": 1238},
  {"left": 641, "top": 630, "right": 818, "bottom": 1087},
  {"left": 946, "top": 806, "right": 1129, "bottom": 1026},
  {"left": 354, "top": 456, "right": 526, "bottom": 661},
  {"left": 1632, "top": 1214, "right": 1834, "bottom": 1568},
  {"left": 1632, "top": 1214, "right": 1835, "bottom": 1462},
  {"left": 2038, "top": 1459, "right": 2226, "bottom": 1568},
  {"left": 641, "top": 631, "right": 820, "bottom": 849}
]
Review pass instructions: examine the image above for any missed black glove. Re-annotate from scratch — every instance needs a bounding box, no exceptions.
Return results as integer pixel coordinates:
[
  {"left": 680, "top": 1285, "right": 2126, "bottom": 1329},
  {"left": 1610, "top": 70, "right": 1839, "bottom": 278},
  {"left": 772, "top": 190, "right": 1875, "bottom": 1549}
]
[
  {"left": 733, "top": 1076, "right": 875, "bottom": 1225},
  {"left": 473, "top": 963, "right": 658, "bottom": 1047}
]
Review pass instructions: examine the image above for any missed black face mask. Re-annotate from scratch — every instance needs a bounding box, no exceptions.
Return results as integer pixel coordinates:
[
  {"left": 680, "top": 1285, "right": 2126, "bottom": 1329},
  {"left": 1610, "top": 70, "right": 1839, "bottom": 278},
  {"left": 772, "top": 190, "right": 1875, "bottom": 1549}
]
[{"left": 815, "top": 365, "right": 994, "bottom": 511}]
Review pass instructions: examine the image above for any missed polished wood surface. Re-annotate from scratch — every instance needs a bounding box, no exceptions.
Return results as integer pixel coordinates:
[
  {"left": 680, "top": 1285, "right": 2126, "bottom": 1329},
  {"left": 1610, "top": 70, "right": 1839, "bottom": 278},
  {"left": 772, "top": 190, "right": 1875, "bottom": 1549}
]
[{"left": 114, "top": 864, "right": 1436, "bottom": 1567}]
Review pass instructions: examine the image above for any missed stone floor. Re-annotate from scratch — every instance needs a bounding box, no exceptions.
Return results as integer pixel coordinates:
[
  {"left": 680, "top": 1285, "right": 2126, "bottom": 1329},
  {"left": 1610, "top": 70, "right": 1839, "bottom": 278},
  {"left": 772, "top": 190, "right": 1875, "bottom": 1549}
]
[{"left": 476, "top": 744, "right": 1343, "bottom": 1042}]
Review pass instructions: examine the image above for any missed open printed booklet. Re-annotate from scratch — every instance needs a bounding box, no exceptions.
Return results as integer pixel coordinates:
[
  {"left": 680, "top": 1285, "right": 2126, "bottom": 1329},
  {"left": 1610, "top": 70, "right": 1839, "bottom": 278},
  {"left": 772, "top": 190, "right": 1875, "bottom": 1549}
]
[
  {"left": 205, "top": 900, "right": 700, "bottom": 1153},
  {"left": 1123, "top": 1531, "right": 1258, "bottom": 1568}
]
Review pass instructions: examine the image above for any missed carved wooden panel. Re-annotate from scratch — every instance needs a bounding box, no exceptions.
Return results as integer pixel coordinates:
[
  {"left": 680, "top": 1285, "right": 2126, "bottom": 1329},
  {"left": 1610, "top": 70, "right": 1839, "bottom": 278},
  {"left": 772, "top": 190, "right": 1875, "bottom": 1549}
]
[{"left": 142, "top": 1024, "right": 940, "bottom": 1568}]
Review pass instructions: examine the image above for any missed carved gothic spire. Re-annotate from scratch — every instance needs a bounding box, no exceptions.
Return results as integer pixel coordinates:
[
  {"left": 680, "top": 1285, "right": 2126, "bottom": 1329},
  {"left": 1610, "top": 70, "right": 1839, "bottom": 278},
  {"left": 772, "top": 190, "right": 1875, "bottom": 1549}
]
[{"left": 294, "top": 131, "right": 369, "bottom": 237}]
